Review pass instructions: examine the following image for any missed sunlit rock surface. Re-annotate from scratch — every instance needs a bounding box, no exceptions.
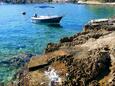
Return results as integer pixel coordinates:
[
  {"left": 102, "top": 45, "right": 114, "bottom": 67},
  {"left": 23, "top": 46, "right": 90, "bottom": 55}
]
[{"left": 9, "top": 21, "right": 115, "bottom": 86}]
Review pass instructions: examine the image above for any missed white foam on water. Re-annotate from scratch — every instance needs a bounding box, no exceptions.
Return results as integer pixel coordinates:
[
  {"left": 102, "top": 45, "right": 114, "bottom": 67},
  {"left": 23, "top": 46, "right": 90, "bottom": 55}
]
[{"left": 44, "top": 67, "right": 62, "bottom": 86}]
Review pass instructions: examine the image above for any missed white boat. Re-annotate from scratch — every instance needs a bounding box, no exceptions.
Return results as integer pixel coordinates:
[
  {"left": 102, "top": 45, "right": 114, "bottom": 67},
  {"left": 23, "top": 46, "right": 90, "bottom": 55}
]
[
  {"left": 31, "top": 15, "right": 63, "bottom": 24},
  {"left": 88, "top": 18, "right": 109, "bottom": 25},
  {"left": 90, "top": 19, "right": 109, "bottom": 23}
]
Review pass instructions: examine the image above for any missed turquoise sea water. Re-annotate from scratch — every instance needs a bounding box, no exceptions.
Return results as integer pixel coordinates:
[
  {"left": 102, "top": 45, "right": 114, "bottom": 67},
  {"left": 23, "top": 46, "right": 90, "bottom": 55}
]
[{"left": 0, "top": 3, "right": 115, "bottom": 83}]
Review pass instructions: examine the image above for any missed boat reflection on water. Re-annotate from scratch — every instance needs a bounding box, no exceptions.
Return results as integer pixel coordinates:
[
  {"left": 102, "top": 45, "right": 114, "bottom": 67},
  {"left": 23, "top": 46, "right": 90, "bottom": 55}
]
[
  {"left": 47, "top": 23, "right": 62, "bottom": 28},
  {"left": 38, "top": 23, "right": 63, "bottom": 28},
  {"left": 32, "top": 22, "right": 63, "bottom": 29}
]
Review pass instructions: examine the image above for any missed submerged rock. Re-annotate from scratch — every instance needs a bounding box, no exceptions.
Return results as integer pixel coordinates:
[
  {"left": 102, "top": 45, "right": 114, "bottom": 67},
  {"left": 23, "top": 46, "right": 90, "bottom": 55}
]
[{"left": 0, "top": 53, "right": 33, "bottom": 68}]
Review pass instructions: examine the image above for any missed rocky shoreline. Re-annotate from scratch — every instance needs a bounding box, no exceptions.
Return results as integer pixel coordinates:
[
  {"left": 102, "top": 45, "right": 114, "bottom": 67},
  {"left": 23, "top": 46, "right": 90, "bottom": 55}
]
[
  {"left": 8, "top": 19, "right": 115, "bottom": 86},
  {"left": 78, "top": 1, "right": 115, "bottom": 5},
  {"left": 1, "top": 0, "right": 77, "bottom": 4}
]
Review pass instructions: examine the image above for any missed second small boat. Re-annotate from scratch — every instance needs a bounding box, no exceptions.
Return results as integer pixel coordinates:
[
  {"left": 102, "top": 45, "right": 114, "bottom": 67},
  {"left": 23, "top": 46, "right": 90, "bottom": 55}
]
[{"left": 31, "top": 15, "right": 63, "bottom": 24}]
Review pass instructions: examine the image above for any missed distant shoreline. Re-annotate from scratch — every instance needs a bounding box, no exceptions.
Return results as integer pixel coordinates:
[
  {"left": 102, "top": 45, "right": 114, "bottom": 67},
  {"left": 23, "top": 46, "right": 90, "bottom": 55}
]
[
  {"left": 1, "top": 0, "right": 115, "bottom": 5},
  {"left": 78, "top": 1, "right": 115, "bottom": 5}
]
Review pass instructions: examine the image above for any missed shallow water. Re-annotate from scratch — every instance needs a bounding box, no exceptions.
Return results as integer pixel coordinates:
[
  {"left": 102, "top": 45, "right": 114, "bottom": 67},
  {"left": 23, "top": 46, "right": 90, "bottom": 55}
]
[{"left": 0, "top": 3, "right": 115, "bottom": 83}]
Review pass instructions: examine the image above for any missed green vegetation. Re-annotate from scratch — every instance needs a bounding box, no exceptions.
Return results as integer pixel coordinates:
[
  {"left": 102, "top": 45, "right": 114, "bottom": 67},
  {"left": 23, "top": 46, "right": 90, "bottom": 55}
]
[
  {"left": 48, "top": 0, "right": 52, "bottom": 2},
  {"left": 101, "top": 0, "right": 115, "bottom": 2},
  {"left": 83, "top": 0, "right": 115, "bottom": 2}
]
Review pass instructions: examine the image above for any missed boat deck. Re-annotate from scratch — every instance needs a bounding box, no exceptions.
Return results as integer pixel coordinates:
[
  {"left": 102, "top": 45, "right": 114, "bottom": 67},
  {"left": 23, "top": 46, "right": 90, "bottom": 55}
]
[{"left": 32, "top": 16, "right": 60, "bottom": 20}]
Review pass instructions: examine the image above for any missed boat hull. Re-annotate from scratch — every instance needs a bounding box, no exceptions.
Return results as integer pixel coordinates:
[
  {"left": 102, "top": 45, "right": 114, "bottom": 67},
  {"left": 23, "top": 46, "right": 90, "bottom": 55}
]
[{"left": 32, "top": 16, "right": 63, "bottom": 24}]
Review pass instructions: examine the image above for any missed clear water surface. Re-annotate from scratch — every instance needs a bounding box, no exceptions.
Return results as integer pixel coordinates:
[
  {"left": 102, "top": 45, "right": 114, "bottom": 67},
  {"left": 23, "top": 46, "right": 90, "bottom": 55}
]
[{"left": 0, "top": 3, "right": 115, "bottom": 83}]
